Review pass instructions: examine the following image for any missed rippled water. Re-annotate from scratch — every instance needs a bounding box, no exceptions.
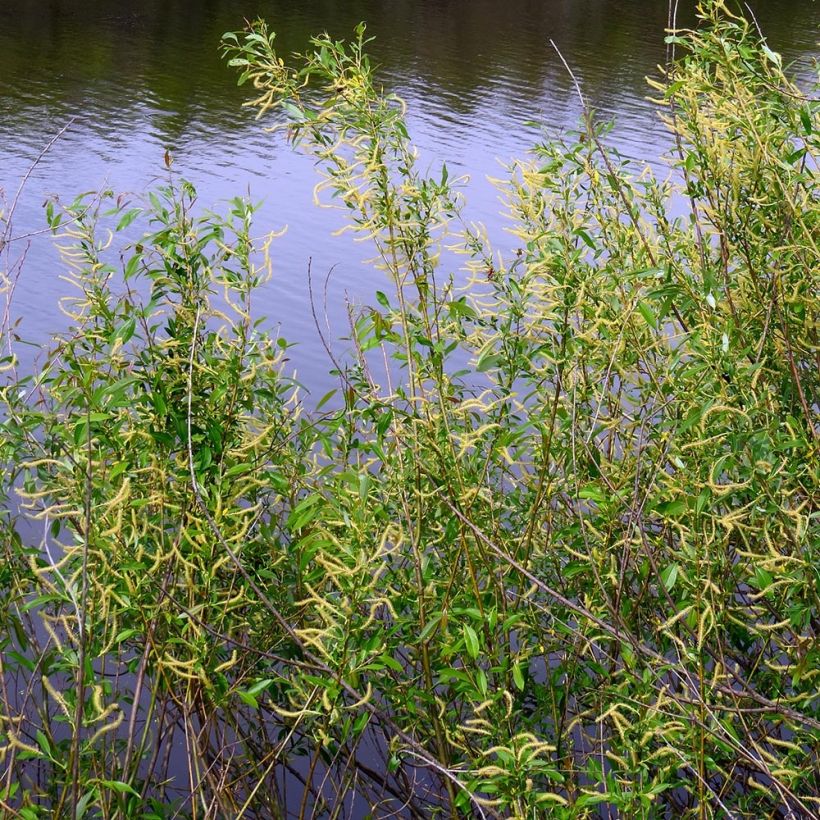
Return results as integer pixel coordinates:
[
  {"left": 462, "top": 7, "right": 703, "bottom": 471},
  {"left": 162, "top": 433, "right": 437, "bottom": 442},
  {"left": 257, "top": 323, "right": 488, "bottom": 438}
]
[{"left": 1, "top": 0, "right": 817, "bottom": 391}]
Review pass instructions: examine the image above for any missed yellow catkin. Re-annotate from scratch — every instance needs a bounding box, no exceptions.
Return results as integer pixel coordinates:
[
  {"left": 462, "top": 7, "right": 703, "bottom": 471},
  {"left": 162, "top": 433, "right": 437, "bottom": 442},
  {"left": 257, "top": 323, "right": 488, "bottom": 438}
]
[
  {"left": 214, "top": 650, "right": 239, "bottom": 673},
  {"left": 85, "top": 708, "right": 124, "bottom": 747},
  {"left": 41, "top": 676, "right": 72, "bottom": 721},
  {"left": 6, "top": 731, "right": 40, "bottom": 757}
]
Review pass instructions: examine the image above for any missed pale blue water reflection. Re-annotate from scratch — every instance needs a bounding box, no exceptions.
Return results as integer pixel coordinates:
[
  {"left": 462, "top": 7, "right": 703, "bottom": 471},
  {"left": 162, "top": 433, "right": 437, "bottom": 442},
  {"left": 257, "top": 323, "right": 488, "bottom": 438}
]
[{"left": 1, "top": 0, "right": 817, "bottom": 391}]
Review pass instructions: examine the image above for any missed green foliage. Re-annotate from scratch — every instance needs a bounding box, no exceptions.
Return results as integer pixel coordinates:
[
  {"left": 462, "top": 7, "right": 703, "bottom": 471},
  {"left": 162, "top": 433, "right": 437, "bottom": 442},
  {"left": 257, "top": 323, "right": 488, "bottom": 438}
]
[{"left": 0, "top": 2, "right": 817, "bottom": 816}]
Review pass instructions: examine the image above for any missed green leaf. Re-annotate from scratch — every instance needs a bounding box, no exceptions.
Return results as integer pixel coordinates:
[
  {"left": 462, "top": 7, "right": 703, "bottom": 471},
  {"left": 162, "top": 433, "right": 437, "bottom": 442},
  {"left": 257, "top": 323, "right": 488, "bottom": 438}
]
[
  {"left": 656, "top": 499, "right": 687, "bottom": 517},
  {"left": 115, "top": 317, "right": 136, "bottom": 345},
  {"left": 563, "top": 561, "right": 588, "bottom": 579},
  {"left": 761, "top": 45, "right": 782, "bottom": 67},
  {"left": 573, "top": 228, "right": 597, "bottom": 250},
  {"left": 463, "top": 624, "right": 480, "bottom": 659},
  {"left": 512, "top": 663, "right": 525, "bottom": 691},
  {"left": 73, "top": 419, "right": 89, "bottom": 447},
  {"left": 36, "top": 730, "right": 52, "bottom": 759},
  {"left": 75, "top": 790, "right": 96, "bottom": 820},
  {"left": 800, "top": 106, "right": 813, "bottom": 135},
  {"left": 224, "top": 462, "right": 252, "bottom": 478},
  {"left": 475, "top": 342, "right": 503, "bottom": 371},
  {"left": 753, "top": 566, "right": 773, "bottom": 592},
  {"left": 660, "top": 563, "right": 679, "bottom": 592},
  {"left": 98, "top": 780, "right": 140, "bottom": 797},
  {"left": 151, "top": 391, "right": 167, "bottom": 418},
  {"left": 236, "top": 690, "right": 258, "bottom": 709},
  {"left": 418, "top": 614, "right": 443, "bottom": 642},
  {"left": 287, "top": 494, "right": 322, "bottom": 531},
  {"left": 376, "top": 654, "right": 403, "bottom": 673},
  {"left": 637, "top": 300, "right": 657, "bottom": 329},
  {"left": 246, "top": 678, "right": 275, "bottom": 697},
  {"left": 353, "top": 711, "right": 370, "bottom": 736},
  {"left": 116, "top": 208, "right": 143, "bottom": 232},
  {"left": 316, "top": 389, "right": 337, "bottom": 410},
  {"left": 578, "top": 484, "right": 606, "bottom": 504},
  {"left": 282, "top": 100, "right": 306, "bottom": 122}
]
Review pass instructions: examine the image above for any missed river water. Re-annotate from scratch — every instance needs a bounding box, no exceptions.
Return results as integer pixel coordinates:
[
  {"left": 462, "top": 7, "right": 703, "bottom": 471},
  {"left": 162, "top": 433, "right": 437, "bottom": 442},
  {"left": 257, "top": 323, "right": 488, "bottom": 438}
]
[{"left": 1, "top": 0, "right": 818, "bottom": 392}]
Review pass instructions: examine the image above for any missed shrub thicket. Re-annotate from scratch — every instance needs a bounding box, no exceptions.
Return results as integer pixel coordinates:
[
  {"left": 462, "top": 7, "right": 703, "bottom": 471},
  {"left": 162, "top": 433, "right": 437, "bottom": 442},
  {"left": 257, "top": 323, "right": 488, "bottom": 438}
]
[{"left": 0, "top": 2, "right": 817, "bottom": 817}]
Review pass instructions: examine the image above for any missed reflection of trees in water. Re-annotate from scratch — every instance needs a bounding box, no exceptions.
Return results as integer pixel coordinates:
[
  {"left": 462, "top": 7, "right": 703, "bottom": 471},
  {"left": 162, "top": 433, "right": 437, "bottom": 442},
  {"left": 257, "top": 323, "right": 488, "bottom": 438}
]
[{"left": 1, "top": 0, "right": 816, "bottom": 133}]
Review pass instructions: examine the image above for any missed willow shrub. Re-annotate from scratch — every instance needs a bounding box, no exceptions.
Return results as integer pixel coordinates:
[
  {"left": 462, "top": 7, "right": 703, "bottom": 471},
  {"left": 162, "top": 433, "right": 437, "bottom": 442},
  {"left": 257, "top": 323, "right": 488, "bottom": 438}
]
[{"left": 1, "top": 2, "right": 818, "bottom": 817}]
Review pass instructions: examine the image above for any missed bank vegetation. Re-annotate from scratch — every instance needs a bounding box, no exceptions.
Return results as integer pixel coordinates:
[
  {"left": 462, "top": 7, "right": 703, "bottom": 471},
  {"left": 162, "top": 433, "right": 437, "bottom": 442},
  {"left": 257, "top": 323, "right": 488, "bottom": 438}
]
[{"left": 0, "top": 2, "right": 817, "bottom": 817}]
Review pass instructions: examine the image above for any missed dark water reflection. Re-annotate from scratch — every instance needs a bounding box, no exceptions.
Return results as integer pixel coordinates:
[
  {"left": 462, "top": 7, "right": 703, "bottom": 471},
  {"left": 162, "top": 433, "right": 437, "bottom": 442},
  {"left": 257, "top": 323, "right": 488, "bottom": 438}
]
[{"left": 1, "top": 0, "right": 818, "bottom": 390}]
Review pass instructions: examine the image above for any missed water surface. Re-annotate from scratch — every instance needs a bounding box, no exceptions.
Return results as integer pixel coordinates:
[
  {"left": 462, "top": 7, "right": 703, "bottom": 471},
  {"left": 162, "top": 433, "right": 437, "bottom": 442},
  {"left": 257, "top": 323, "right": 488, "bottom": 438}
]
[{"left": 1, "top": 0, "right": 817, "bottom": 390}]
